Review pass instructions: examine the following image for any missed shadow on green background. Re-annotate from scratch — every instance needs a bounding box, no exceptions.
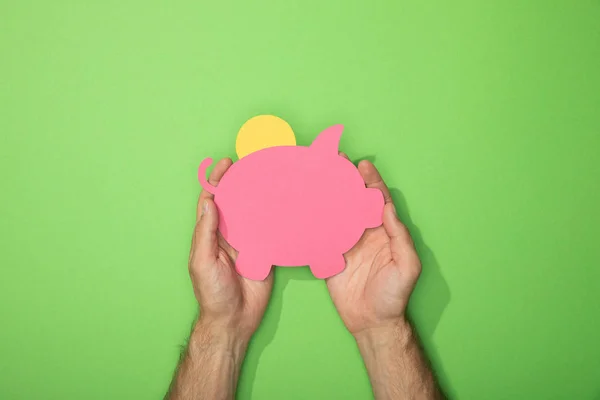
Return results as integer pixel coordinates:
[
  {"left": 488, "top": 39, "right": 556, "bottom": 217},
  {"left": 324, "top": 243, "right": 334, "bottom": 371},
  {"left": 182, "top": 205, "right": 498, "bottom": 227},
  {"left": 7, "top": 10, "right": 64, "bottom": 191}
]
[
  {"left": 239, "top": 268, "right": 313, "bottom": 398},
  {"left": 392, "top": 187, "right": 452, "bottom": 396}
]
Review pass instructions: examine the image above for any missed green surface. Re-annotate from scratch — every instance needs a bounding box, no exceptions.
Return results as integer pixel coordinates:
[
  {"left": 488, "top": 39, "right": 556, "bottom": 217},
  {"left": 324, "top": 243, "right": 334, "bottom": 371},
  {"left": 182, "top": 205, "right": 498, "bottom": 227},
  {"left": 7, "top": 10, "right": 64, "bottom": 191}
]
[{"left": 2, "top": 1, "right": 600, "bottom": 399}]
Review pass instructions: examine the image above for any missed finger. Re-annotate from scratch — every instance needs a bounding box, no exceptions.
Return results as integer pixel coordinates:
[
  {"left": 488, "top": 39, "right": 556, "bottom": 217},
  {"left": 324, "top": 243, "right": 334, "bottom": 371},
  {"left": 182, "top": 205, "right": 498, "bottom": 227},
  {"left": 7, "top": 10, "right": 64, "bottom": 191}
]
[
  {"left": 382, "top": 203, "right": 417, "bottom": 261},
  {"left": 197, "top": 158, "right": 233, "bottom": 221},
  {"left": 338, "top": 151, "right": 350, "bottom": 160},
  {"left": 358, "top": 160, "right": 392, "bottom": 204},
  {"left": 193, "top": 198, "right": 220, "bottom": 263}
]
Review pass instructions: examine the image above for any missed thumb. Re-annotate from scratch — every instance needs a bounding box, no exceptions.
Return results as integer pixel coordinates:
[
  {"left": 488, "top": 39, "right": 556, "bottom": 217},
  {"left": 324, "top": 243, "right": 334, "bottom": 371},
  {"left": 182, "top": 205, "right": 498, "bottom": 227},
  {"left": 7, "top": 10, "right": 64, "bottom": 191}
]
[
  {"left": 382, "top": 203, "right": 416, "bottom": 261},
  {"left": 193, "top": 198, "right": 219, "bottom": 262}
]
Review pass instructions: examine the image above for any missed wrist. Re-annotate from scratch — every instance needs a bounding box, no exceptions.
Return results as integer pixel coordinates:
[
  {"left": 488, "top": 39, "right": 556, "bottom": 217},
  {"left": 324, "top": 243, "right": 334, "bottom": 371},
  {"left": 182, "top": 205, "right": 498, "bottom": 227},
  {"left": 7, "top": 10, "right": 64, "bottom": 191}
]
[
  {"left": 189, "top": 316, "right": 250, "bottom": 362},
  {"left": 198, "top": 310, "right": 257, "bottom": 341},
  {"left": 353, "top": 318, "right": 413, "bottom": 356}
]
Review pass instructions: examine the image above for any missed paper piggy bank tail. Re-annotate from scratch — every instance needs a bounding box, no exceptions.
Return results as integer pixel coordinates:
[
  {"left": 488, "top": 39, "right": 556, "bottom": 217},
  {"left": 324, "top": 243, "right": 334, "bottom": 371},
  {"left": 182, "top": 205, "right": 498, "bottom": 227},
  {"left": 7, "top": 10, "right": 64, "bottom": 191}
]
[
  {"left": 198, "top": 158, "right": 218, "bottom": 194},
  {"left": 310, "top": 124, "right": 344, "bottom": 154}
]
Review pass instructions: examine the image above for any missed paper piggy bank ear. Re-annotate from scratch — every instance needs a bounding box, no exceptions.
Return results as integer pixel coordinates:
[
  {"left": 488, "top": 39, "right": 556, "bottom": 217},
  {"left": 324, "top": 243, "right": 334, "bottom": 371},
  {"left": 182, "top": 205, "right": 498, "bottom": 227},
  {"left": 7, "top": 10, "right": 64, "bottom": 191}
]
[{"left": 310, "top": 124, "right": 344, "bottom": 154}]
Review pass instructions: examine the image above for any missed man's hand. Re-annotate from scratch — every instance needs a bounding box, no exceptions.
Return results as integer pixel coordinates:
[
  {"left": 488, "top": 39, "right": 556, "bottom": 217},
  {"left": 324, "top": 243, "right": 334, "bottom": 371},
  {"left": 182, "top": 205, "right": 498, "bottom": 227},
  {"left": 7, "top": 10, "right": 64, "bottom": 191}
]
[
  {"left": 327, "top": 159, "right": 443, "bottom": 400},
  {"left": 188, "top": 157, "right": 273, "bottom": 340},
  {"left": 327, "top": 159, "right": 420, "bottom": 335},
  {"left": 167, "top": 158, "right": 273, "bottom": 400}
]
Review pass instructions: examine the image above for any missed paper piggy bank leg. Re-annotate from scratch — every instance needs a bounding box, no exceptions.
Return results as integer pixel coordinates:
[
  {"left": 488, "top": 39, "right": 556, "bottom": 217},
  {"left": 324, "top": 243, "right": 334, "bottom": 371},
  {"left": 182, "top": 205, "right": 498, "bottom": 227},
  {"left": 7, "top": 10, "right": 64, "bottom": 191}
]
[
  {"left": 309, "top": 253, "right": 345, "bottom": 279},
  {"left": 235, "top": 252, "right": 272, "bottom": 281}
]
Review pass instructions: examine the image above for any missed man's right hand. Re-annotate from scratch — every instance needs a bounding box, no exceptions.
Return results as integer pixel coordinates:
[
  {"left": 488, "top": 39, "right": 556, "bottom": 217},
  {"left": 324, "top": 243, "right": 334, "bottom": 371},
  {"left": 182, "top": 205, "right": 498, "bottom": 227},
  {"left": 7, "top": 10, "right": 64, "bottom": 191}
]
[
  {"left": 326, "top": 159, "right": 443, "bottom": 400},
  {"left": 326, "top": 159, "right": 421, "bottom": 336}
]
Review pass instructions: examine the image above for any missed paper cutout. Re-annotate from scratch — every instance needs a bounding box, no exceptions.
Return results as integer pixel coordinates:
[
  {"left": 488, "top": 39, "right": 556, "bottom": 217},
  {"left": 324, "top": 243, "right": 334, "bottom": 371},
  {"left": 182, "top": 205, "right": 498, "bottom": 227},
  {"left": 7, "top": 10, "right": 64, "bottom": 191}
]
[
  {"left": 198, "top": 121, "right": 384, "bottom": 280},
  {"left": 235, "top": 115, "right": 296, "bottom": 159}
]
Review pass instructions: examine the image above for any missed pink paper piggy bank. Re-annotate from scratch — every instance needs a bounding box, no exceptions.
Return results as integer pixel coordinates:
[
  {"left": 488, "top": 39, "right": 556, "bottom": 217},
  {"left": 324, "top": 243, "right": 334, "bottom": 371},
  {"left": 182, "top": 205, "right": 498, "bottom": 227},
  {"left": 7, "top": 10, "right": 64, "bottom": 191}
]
[{"left": 198, "top": 124, "right": 384, "bottom": 280}]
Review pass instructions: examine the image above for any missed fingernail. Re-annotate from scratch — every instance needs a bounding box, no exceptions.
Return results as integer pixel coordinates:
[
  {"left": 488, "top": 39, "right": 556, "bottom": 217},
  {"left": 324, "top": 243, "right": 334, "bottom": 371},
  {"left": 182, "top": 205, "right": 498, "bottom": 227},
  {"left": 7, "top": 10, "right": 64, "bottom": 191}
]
[{"left": 202, "top": 200, "right": 208, "bottom": 215}]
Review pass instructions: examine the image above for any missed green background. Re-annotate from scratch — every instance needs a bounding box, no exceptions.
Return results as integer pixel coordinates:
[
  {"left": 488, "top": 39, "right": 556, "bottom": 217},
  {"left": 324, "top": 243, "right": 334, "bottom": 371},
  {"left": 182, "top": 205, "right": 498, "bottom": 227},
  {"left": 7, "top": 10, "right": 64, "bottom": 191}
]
[{"left": 2, "top": 0, "right": 600, "bottom": 399}]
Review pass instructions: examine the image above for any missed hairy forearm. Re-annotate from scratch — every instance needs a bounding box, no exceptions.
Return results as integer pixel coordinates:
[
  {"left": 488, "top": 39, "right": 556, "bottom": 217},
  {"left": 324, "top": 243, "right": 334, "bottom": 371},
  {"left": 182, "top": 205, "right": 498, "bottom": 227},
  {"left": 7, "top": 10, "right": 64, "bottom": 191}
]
[
  {"left": 355, "top": 319, "right": 443, "bottom": 400},
  {"left": 166, "top": 318, "right": 248, "bottom": 400}
]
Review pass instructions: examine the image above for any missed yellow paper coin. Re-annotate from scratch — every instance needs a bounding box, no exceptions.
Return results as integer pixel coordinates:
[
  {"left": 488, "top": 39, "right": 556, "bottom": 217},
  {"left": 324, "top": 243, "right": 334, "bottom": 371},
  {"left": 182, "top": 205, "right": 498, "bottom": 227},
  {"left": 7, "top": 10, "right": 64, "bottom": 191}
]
[{"left": 236, "top": 115, "right": 296, "bottom": 159}]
